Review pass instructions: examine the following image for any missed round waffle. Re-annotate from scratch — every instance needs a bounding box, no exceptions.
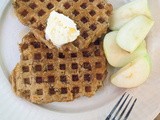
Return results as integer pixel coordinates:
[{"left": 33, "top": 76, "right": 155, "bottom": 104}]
[
  {"left": 13, "top": 0, "right": 112, "bottom": 49},
  {"left": 10, "top": 32, "right": 108, "bottom": 104}
]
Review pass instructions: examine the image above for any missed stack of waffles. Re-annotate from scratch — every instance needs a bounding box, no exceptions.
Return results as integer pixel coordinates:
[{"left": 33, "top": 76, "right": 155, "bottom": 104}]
[{"left": 10, "top": 0, "right": 112, "bottom": 104}]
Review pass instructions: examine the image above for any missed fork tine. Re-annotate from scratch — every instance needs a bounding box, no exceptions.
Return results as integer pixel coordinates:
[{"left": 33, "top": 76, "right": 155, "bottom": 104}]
[
  {"left": 118, "top": 97, "right": 133, "bottom": 120},
  {"left": 124, "top": 98, "right": 137, "bottom": 120},
  {"left": 105, "top": 92, "right": 126, "bottom": 120},
  {"left": 112, "top": 94, "right": 130, "bottom": 120}
]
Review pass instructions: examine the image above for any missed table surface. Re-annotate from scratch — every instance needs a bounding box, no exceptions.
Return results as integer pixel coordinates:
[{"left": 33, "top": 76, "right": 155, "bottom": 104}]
[{"left": 155, "top": 114, "right": 160, "bottom": 120}]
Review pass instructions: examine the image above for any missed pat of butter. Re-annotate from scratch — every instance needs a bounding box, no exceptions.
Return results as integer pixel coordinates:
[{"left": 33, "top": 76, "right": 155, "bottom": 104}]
[{"left": 45, "top": 11, "right": 80, "bottom": 47}]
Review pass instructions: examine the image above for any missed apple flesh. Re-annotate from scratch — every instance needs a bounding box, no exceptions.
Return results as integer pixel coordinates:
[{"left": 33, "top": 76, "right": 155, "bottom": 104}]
[
  {"left": 116, "top": 16, "right": 154, "bottom": 53},
  {"left": 103, "top": 31, "right": 147, "bottom": 67},
  {"left": 111, "top": 56, "right": 151, "bottom": 88},
  {"left": 109, "top": 0, "right": 152, "bottom": 30}
]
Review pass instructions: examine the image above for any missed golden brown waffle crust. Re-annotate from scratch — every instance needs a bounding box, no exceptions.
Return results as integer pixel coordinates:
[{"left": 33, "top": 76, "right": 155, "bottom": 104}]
[
  {"left": 10, "top": 32, "right": 108, "bottom": 104},
  {"left": 13, "top": 0, "right": 112, "bottom": 49}
]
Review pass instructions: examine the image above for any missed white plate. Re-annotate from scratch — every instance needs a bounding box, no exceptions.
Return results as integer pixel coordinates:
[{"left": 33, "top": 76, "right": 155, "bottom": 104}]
[{"left": 0, "top": 0, "right": 160, "bottom": 120}]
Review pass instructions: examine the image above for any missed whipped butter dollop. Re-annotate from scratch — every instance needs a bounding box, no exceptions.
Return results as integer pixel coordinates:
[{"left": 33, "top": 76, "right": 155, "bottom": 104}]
[{"left": 45, "top": 11, "right": 80, "bottom": 47}]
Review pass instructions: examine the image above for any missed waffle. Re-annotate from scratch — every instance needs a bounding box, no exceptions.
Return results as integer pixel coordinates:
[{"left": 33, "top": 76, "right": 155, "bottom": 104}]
[
  {"left": 13, "top": 0, "right": 112, "bottom": 49},
  {"left": 10, "top": 32, "right": 108, "bottom": 104}
]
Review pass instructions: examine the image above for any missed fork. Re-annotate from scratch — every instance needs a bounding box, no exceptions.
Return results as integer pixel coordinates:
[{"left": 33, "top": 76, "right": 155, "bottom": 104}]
[{"left": 105, "top": 93, "right": 137, "bottom": 120}]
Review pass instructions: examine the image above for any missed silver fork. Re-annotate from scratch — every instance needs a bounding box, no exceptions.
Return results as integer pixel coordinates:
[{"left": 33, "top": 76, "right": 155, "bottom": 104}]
[{"left": 106, "top": 93, "right": 137, "bottom": 120}]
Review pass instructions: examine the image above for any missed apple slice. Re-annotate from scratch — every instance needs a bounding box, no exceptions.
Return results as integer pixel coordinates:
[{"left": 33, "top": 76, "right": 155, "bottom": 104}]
[
  {"left": 116, "top": 16, "right": 154, "bottom": 53},
  {"left": 109, "top": 0, "right": 152, "bottom": 30},
  {"left": 103, "top": 31, "right": 147, "bottom": 67},
  {"left": 111, "top": 55, "right": 151, "bottom": 88}
]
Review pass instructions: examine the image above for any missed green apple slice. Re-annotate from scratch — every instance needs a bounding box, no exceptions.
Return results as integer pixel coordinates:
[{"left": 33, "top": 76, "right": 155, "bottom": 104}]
[
  {"left": 103, "top": 31, "right": 147, "bottom": 67},
  {"left": 109, "top": 0, "right": 152, "bottom": 30},
  {"left": 116, "top": 16, "right": 154, "bottom": 53},
  {"left": 111, "top": 55, "right": 151, "bottom": 88}
]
